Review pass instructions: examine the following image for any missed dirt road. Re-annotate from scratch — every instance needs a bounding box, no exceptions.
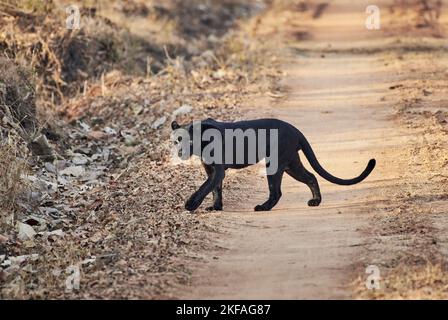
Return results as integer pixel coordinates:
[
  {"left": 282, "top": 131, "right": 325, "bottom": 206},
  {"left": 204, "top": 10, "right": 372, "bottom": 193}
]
[{"left": 177, "top": 0, "right": 420, "bottom": 299}]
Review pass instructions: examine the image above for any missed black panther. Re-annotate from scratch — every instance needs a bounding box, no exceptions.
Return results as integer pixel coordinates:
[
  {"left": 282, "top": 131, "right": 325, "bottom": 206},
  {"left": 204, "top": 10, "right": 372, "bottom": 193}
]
[{"left": 171, "top": 118, "right": 375, "bottom": 212}]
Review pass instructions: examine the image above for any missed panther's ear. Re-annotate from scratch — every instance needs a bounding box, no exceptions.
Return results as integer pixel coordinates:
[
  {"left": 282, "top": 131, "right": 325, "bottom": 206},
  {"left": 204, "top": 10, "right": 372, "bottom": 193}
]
[{"left": 171, "top": 121, "right": 180, "bottom": 130}]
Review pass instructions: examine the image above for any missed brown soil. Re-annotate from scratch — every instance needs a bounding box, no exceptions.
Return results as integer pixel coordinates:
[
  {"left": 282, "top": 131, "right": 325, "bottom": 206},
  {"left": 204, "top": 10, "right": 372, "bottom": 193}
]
[{"left": 178, "top": 0, "right": 448, "bottom": 299}]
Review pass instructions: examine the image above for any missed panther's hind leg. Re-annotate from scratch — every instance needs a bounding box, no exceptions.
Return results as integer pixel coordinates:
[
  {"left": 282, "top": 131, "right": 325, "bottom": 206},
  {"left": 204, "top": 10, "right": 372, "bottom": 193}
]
[
  {"left": 286, "top": 156, "right": 322, "bottom": 206},
  {"left": 254, "top": 170, "right": 284, "bottom": 211},
  {"left": 202, "top": 163, "right": 223, "bottom": 211}
]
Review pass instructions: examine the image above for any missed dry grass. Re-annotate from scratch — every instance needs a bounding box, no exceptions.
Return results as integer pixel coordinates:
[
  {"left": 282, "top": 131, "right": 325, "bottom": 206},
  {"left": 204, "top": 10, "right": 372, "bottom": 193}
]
[
  {"left": 356, "top": 264, "right": 448, "bottom": 299},
  {"left": 0, "top": 1, "right": 168, "bottom": 108},
  {"left": 0, "top": 137, "right": 27, "bottom": 214},
  {"left": 0, "top": 58, "right": 32, "bottom": 216},
  {"left": 0, "top": 57, "right": 37, "bottom": 134},
  {"left": 0, "top": 0, "right": 261, "bottom": 109}
]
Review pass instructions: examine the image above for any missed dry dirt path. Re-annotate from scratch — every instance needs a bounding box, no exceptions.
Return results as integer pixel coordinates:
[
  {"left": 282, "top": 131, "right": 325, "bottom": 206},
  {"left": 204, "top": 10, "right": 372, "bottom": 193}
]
[{"left": 178, "top": 0, "right": 410, "bottom": 299}]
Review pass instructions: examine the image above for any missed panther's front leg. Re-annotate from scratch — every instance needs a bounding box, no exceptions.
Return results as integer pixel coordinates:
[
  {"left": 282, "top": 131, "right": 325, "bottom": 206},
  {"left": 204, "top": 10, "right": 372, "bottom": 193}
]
[
  {"left": 185, "top": 165, "right": 225, "bottom": 211},
  {"left": 202, "top": 163, "right": 223, "bottom": 211},
  {"left": 254, "top": 170, "right": 284, "bottom": 211}
]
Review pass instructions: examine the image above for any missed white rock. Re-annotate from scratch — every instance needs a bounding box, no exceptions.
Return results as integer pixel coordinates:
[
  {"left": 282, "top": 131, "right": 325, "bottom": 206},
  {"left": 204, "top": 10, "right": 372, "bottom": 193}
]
[
  {"left": 7, "top": 254, "right": 39, "bottom": 265},
  {"left": 104, "top": 127, "right": 117, "bottom": 136},
  {"left": 17, "top": 222, "right": 36, "bottom": 241},
  {"left": 72, "top": 155, "right": 89, "bottom": 165},
  {"left": 49, "top": 229, "right": 65, "bottom": 237},
  {"left": 57, "top": 176, "right": 69, "bottom": 186},
  {"left": 39, "top": 229, "right": 65, "bottom": 237},
  {"left": 82, "top": 257, "right": 96, "bottom": 266},
  {"left": 59, "top": 166, "right": 85, "bottom": 177},
  {"left": 44, "top": 162, "right": 57, "bottom": 174},
  {"left": 151, "top": 116, "right": 167, "bottom": 129},
  {"left": 24, "top": 175, "right": 57, "bottom": 191},
  {"left": 78, "top": 121, "right": 91, "bottom": 132},
  {"left": 172, "top": 104, "right": 192, "bottom": 118},
  {"left": 132, "top": 104, "right": 143, "bottom": 116},
  {"left": 102, "top": 148, "right": 111, "bottom": 162},
  {"left": 124, "top": 135, "right": 138, "bottom": 146}
]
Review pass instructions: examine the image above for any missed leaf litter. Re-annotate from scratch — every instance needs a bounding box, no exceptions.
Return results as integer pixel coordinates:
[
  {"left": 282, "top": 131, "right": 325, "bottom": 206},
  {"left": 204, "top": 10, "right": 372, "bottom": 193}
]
[{"left": 0, "top": 0, "right": 281, "bottom": 298}]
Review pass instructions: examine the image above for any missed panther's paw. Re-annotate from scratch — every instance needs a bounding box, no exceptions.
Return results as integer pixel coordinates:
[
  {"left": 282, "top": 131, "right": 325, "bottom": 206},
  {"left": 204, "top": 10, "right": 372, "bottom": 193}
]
[
  {"left": 185, "top": 198, "right": 201, "bottom": 211},
  {"left": 206, "top": 205, "right": 223, "bottom": 212},
  {"left": 307, "top": 198, "right": 321, "bottom": 207},
  {"left": 254, "top": 204, "right": 271, "bottom": 211}
]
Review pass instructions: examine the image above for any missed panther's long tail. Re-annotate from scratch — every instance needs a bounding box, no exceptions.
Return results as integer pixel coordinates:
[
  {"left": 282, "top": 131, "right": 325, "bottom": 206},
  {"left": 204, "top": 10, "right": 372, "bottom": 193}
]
[{"left": 299, "top": 132, "right": 376, "bottom": 185}]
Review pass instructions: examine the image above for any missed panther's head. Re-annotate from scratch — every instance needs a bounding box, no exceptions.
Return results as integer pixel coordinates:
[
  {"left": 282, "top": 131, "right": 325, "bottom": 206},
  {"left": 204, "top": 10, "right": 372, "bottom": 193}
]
[
  {"left": 171, "top": 118, "right": 220, "bottom": 160},
  {"left": 171, "top": 120, "right": 194, "bottom": 160}
]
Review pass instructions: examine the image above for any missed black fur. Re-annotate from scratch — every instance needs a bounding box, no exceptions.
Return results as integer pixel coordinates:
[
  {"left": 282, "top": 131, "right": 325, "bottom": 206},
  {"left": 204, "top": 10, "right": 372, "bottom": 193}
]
[{"left": 171, "top": 118, "right": 376, "bottom": 212}]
